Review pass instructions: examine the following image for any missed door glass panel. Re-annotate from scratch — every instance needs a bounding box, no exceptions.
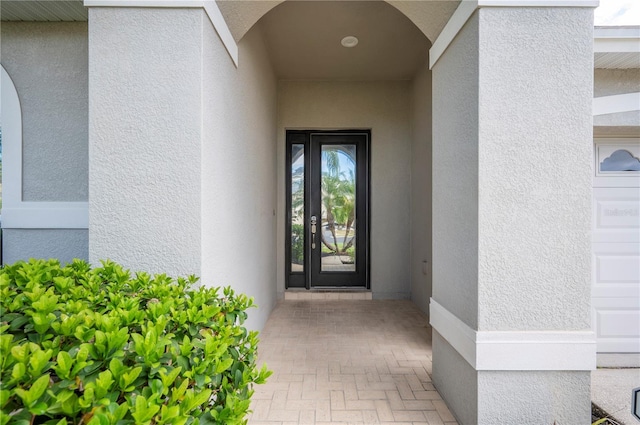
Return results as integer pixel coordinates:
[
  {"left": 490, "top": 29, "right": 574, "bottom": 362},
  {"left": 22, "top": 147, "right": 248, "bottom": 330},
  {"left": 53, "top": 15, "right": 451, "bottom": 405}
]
[
  {"left": 321, "top": 145, "right": 356, "bottom": 272},
  {"left": 291, "top": 144, "right": 305, "bottom": 272}
]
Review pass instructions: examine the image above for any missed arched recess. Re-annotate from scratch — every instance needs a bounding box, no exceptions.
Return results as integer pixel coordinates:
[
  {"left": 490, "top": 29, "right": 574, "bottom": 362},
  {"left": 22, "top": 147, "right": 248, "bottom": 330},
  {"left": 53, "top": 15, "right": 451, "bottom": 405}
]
[
  {"left": 217, "top": 0, "right": 460, "bottom": 43},
  {"left": 1, "top": 65, "right": 23, "bottom": 213},
  {"left": 0, "top": 65, "right": 88, "bottom": 229}
]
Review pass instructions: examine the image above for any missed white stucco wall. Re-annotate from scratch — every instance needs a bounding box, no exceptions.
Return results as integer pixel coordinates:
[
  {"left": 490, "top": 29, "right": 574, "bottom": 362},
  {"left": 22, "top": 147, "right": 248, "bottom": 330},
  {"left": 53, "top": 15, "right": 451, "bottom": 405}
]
[
  {"left": 478, "top": 371, "right": 590, "bottom": 424},
  {"left": 201, "top": 21, "right": 278, "bottom": 331},
  {"left": 431, "top": 12, "right": 480, "bottom": 423},
  {"left": 594, "top": 110, "right": 640, "bottom": 127},
  {"left": 2, "top": 230, "right": 88, "bottom": 265},
  {"left": 1, "top": 22, "right": 89, "bottom": 265},
  {"left": 1, "top": 22, "right": 88, "bottom": 202},
  {"left": 477, "top": 7, "right": 593, "bottom": 333},
  {"left": 410, "top": 60, "right": 433, "bottom": 315},
  {"left": 594, "top": 69, "right": 640, "bottom": 127},
  {"left": 432, "top": 7, "right": 594, "bottom": 424},
  {"left": 594, "top": 68, "right": 640, "bottom": 97},
  {"left": 432, "top": 331, "right": 478, "bottom": 425},
  {"left": 432, "top": 13, "right": 480, "bottom": 331},
  {"left": 277, "top": 81, "right": 412, "bottom": 299},
  {"left": 88, "top": 8, "right": 203, "bottom": 277}
]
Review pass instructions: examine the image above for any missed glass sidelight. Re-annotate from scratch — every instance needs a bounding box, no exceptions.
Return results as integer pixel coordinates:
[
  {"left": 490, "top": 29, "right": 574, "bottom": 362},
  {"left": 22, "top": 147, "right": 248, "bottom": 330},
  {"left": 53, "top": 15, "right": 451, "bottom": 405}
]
[{"left": 286, "top": 131, "right": 369, "bottom": 289}]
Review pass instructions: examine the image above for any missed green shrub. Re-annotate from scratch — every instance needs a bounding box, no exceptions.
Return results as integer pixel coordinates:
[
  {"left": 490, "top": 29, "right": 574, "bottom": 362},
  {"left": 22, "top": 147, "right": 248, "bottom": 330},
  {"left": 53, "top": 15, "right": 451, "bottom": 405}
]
[{"left": 0, "top": 259, "right": 271, "bottom": 425}]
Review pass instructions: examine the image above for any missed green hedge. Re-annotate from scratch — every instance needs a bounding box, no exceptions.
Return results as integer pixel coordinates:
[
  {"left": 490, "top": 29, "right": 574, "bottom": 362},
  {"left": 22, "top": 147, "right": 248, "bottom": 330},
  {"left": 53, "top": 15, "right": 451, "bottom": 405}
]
[{"left": 0, "top": 259, "right": 271, "bottom": 425}]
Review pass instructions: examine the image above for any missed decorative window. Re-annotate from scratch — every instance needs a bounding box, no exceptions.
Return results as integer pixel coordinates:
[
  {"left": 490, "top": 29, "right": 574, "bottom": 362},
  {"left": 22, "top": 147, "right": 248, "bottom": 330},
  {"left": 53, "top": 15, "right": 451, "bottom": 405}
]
[
  {"left": 596, "top": 142, "right": 640, "bottom": 177},
  {"left": 600, "top": 150, "right": 640, "bottom": 172}
]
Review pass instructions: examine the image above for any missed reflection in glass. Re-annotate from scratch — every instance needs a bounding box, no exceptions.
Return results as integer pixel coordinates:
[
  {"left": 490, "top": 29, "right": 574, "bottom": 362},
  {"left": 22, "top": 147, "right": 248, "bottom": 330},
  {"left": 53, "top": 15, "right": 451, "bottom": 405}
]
[
  {"left": 321, "top": 145, "right": 356, "bottom": 272},
  {"left": 291, "top": 145, "right": 304, "bottom": 272}
]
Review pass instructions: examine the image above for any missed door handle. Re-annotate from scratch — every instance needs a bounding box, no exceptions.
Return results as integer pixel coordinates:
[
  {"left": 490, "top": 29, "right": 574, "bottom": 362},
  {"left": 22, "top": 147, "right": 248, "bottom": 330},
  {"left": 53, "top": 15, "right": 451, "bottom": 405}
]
[{"left": 310, "top": 216, "right": 317, "bottom": 249}]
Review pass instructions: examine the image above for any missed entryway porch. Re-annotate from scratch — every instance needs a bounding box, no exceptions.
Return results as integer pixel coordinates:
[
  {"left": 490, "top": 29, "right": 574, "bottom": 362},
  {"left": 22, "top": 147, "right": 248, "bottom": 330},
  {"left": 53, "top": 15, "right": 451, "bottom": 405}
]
[{"left": 248, "top": 299, "right": 457, "bottom": 425}]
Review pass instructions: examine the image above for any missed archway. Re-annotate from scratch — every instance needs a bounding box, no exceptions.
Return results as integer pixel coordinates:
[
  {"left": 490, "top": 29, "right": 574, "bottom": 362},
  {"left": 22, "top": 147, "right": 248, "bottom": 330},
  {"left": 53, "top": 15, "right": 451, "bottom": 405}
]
[{"left": 217, "top": 0, "right": 460, "bottom": 45}]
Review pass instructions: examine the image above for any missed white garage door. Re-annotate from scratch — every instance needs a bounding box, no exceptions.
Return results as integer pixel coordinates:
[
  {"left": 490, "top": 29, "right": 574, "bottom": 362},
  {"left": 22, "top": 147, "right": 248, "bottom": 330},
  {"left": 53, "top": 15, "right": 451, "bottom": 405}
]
[{"left": 592, "top": 139, "right": 640, "bottom": 356}]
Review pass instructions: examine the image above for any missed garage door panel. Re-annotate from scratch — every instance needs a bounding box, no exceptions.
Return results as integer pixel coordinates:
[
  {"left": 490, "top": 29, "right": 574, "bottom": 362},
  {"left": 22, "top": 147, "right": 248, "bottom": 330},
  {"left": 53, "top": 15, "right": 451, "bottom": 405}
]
[
  {"left": 593, "top": 187, "right": 640, "bottom": 243},
  {"left": 592, "top": 296, "right": 640, "bottom": 353},
  {"left": 595, "top": 253, "right": 640, "bottom": 284},
  {"left": 597, "top": 310, "right": 640, "bottom": 337},
  {"left": 593, "top": 139, "right": 640, "bottom": 356}
]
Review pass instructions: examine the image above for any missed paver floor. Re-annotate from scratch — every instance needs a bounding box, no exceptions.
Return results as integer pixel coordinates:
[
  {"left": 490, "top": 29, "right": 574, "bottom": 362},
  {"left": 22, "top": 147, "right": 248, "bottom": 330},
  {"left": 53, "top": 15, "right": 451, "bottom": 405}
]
[{"left": 248, "top": 299, "right": 458, "bottom": 425}]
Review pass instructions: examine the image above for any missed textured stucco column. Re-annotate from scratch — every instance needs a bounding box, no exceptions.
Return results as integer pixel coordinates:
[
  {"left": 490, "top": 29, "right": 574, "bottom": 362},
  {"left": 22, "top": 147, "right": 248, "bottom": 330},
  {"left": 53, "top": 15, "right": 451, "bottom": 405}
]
[
  {"left": 430, "top": 5, "right": 595, "bottom": 425},
  {"left": 88, "top": 7, "right": 204, "bottom": 276}
]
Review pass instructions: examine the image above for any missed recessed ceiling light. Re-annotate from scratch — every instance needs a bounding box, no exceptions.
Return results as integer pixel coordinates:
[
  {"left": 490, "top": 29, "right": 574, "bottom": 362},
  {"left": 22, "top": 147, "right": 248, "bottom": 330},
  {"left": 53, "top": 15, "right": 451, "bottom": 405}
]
[{"left": 341, "top": 36, "right": 359, "bottom": 48}]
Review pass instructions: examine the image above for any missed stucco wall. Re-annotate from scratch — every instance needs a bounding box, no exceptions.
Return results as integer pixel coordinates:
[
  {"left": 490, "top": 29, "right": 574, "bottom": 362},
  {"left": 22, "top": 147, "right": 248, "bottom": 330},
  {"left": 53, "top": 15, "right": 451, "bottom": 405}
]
[
  {"left": 594, "top": 68, "right": 640, "bottom": 97},
  {"left": 2, "top": 229, "right": 88, "bottom": 265},
  {"left": 88, "top": 8, "right": 202, "bottom": 277},
  {"left": 594, "top": 69, "right": 640, "bottom": 128},
  {"left": 432, "top": 331, "right": 477, "bottom": 425},
  {"left": 476, "top": 7, "right": 593, "bottom": 332},
  {"left": 478, "top": 371, "right": 591, "bottom": 423},
  {"left": 277, "top": 81, "right": 412, "bottom": 299},
  {"left": 410, "top": 60, "right": 433, "bottom": 315},
  {"left": 432, "top": 13, "right": 479, "bottom": 330},
  {"left": 1, "top": 22, "right": 88, "bottom": 202},
  {"left": 201, "top": 21, "right": 278, "bottom": 331},
  {"left": 431, "top": 7, "right": 593, "bottom": 424},
  {"left": 594, "top": 111, "right": 640, "bottom": 127}
]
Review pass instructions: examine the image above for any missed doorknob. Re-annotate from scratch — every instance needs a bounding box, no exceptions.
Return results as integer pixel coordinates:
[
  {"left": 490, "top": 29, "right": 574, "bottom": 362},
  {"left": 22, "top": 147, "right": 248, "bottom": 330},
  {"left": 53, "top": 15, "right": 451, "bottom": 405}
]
[{"left": 310, "top": 216, "right": 317, "bottom": 249}]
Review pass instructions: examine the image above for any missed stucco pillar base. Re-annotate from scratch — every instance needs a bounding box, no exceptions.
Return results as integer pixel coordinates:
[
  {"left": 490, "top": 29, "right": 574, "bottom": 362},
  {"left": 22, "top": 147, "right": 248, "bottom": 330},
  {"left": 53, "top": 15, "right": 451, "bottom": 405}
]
[{"left": 431, "top": 4, "right": 595, "bottom": 425}]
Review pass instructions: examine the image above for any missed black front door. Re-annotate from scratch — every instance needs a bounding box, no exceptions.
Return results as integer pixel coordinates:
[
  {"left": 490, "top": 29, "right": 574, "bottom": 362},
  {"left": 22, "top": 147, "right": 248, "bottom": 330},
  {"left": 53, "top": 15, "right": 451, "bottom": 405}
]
[{"left": 286, "top": 130, "right": 370, "bottom": 289}]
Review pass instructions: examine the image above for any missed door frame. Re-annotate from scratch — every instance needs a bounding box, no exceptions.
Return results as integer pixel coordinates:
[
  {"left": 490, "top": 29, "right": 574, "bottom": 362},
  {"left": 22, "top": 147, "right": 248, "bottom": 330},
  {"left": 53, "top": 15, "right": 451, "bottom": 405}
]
[{"left": 285, "top": 129, "right": 371, "bottom": 290}]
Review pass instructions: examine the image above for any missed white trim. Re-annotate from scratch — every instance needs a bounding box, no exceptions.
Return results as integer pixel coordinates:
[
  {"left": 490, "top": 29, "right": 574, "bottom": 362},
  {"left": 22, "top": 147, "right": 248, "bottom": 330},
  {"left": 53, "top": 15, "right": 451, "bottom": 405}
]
[
  {"left": 2, "top": 204, "right": 89, "bottom": 229},
  {"left": 594, "top": 27, "right": 640, "bottom": 54},
  {"left": 430, "top": 298, "right": 597, "bottom": 371},
  {"left": 83, "top": 0, "right": 239, "bottom": 66},
  {"left": 1, "top": 66, "right": 22, "bottom": 211},
  {"left": 594, "top": 92, "right": 640, "bottom": 116},
  {"left": 1, "top": 65, "right": 90, "bottom": 230},
  {"left": 594, "top": 38, "right": 640, "bottom": 53},
  {"left": 203, "top": 1, "right": 238, "bottom": 67},
  {"left": 429, "top": 0, "right": 477, "bottom": 70},
  {"left": 429, "top": 0, "right": 599, "bottom": 69}
]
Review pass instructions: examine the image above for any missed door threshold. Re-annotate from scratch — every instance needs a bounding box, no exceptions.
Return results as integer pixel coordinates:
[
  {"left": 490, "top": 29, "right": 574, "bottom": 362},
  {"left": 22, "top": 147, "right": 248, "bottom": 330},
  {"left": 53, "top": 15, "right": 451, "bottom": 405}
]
[{"left": 284, "top": 289, "right": 372, "bottom": 300}]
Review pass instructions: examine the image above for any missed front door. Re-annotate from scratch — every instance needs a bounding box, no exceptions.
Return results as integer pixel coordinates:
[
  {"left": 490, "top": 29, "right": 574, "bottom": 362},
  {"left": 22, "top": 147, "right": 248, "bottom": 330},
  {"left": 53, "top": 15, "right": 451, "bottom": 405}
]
[{"left": 286, "top": 130, "right": 370, "bottom": 289}]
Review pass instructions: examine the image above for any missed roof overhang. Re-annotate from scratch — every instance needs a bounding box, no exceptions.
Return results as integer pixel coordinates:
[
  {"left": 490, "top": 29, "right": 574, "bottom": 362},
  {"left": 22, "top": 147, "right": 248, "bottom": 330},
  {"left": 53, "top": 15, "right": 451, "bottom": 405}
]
[
  {"left": 594, "top": 26, "right": 640, "bottom": 69},
  {"left": 1, "top": 1, "right": 87, "bottom": 21}
]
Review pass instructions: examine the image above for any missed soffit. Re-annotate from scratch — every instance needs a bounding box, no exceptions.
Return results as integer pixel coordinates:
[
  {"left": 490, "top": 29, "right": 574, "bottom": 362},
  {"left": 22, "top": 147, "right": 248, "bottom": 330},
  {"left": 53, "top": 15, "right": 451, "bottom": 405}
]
[
  {"left": 595, "top": 52, "right": 640, "bottom": 69},
  {"left": 258, "top": 0, "right": 431, "bottom": 80},
  {"left": 594, "top": 26, "right": 640, "bottom": 69},
  {"left": 1, "top": 1, "right": 87, "bottom": 21}
]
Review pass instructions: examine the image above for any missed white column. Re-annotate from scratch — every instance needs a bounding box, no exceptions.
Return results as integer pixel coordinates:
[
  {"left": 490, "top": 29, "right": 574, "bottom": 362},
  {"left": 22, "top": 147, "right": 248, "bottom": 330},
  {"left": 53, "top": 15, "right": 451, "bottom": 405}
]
[{"left": 430, "top": 3, "right": 596, "bottom": 424}]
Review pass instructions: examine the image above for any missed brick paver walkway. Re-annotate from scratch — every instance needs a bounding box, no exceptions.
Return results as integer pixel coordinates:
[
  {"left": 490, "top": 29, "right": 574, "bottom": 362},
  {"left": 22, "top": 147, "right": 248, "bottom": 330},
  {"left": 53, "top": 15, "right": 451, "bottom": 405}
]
[{"left": 248, "top": 299, "right": 458, "bottom": 425}]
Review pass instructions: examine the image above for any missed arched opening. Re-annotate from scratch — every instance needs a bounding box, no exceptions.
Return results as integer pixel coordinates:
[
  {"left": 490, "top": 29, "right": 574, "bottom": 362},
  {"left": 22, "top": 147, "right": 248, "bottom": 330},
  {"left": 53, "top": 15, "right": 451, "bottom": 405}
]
[
  {"left": 1, "top": 65, "right": 22, "bottom": 217},
  {"left": 231, "top": 0, "right": 436, "bottom": 311}
]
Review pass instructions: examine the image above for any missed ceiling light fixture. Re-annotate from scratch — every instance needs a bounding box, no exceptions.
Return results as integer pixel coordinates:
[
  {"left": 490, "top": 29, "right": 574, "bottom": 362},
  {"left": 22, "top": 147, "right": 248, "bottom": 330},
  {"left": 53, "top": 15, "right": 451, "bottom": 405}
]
[{"left": 341, "top": 36, "right": 359, "bottom": 48}]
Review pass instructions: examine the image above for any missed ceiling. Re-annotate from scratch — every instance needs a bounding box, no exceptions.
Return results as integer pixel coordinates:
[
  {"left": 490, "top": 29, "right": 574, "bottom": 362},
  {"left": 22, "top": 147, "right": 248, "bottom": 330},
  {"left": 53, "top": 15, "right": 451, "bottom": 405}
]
[{"left": 257, "top": 1, "right": 431, "bottom": 81}]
